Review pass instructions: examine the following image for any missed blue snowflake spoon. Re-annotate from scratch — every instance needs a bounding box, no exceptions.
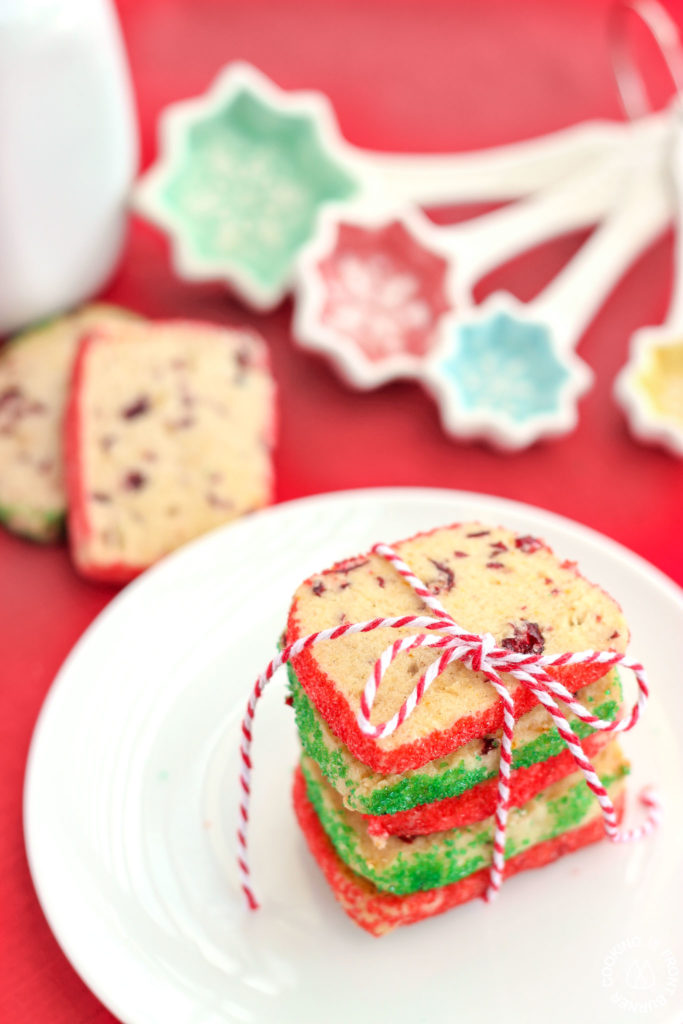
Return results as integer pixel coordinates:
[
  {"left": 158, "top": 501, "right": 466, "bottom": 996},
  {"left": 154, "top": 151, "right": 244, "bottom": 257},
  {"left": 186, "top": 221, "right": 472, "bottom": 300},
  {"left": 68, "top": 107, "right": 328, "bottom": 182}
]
[{"left": 421, "top": 145, "right": 674, "bottom": 449}]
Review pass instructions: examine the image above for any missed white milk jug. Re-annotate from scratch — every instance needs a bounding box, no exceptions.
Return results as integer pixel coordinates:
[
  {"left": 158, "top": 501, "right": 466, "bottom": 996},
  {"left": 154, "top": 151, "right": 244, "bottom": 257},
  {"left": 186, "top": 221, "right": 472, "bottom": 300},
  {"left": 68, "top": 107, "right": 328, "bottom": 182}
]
[{"left": 0, "top": 0, "right": 138, "bottom": 333}]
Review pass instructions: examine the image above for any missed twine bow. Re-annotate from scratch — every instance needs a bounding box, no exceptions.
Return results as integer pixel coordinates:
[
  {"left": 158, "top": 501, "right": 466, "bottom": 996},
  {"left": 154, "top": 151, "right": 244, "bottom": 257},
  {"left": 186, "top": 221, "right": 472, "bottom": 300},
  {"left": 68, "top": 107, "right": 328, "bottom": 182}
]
[{"left": 238, "top": 543, "right": 661, "bottom": 910}]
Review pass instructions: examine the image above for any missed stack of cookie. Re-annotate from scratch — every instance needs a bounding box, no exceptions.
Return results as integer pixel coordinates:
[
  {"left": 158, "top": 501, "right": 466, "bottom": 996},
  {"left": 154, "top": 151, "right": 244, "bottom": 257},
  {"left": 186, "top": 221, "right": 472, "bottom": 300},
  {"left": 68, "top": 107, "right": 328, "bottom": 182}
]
[
  {"left": 0, "top": 307, "right": 276, "bottom": 580},
  {"left": 285, "top": 523, "right": 630, "bottom": 936}
]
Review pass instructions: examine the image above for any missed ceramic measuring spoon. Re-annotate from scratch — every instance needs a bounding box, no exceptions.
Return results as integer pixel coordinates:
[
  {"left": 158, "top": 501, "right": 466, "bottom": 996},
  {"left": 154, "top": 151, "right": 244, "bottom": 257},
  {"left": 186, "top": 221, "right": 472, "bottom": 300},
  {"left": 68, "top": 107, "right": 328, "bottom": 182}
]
[
  {"left": 616, "top": 113, "right": 683, "bottom": 456},
  {"left": 292, "top": 113, "right": 667, "bottom": 388},
  {"left": 612, "top": 0, "right": 683, "bottom": 456},
  {"left": 421, "top": 145, "right": 674, "bottom": 449},
  {"left": 133, "top": 61, "right": 660, "bottom": 311}
]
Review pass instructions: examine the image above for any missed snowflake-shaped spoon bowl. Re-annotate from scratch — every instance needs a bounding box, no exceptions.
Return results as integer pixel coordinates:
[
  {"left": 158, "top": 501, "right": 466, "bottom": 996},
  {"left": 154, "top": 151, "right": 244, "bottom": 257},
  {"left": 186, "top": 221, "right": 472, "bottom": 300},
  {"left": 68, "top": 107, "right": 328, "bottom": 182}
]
[
  {"left": 615, "top": 329, "right": 683, "bottom": 455},
  {"left": 615, "top": 87, "right": 683, "bottom": 457},
  {"left": 293, "top": 113, "right": 668, "bottom": 389},
  {"left": 134, "top": 62, "right": 659, "bottom": 311},
  {"left": 421, "top": 142, "right": 674, "bottom": 448}
]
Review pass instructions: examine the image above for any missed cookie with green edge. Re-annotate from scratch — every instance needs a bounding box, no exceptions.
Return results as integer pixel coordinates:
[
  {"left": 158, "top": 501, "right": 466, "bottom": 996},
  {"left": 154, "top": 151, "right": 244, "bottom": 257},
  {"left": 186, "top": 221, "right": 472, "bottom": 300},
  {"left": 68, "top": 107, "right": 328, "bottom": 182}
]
[
  {"left": 288, "top": 663, "right": 621, "bottom": 831},
  {"left": 65, "top": 319, "right": 277, "bottom": 582},
  {"left": 299, "top": 741, "right": 628, "bottom": 896},
  {"left": 0, "top": 304, "right": 141, "bottom": 541},
  {"left": 292, "top": 760, "right": 627, "bottom": 937},
  {"left": 285, "top": 522, "right": 628, "bottom": 775}
]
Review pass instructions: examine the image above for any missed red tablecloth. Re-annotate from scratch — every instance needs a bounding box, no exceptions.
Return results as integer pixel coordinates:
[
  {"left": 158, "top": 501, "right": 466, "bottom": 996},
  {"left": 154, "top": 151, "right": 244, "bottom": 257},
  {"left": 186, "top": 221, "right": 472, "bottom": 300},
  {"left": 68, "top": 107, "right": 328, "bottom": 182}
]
[{"left": 2, "top": 1, "right": 683, "bottom": 1020}]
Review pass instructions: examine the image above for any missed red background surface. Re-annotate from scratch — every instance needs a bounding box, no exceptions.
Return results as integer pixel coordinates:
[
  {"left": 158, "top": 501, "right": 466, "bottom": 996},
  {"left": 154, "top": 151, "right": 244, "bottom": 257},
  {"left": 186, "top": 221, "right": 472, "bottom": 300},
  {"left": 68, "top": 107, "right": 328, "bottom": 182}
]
[{"left": 2, "top": 1, "right": 683, "bottom": 1020}]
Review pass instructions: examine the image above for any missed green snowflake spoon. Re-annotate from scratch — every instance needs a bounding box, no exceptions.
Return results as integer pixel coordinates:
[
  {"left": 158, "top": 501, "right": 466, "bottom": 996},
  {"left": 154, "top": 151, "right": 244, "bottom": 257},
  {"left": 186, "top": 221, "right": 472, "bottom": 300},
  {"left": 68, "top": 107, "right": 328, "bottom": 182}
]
[{"left": 134, "top": 62, "right": 645, "bottom": 311}]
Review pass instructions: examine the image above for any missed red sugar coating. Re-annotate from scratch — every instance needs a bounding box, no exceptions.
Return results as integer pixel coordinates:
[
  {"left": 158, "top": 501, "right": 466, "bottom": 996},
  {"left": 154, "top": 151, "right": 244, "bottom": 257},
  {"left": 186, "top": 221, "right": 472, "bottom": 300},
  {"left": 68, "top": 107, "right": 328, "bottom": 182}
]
[
  {"left": 292, "top": 766, "right": 625, "bottom": 937},
  {"left": 286, "top": 520, "right": 624, "bottom": 774},
  {"left": 287, "top": 616, "right": 610, "bottom": 774},
  {"left": 65, "top": 334, "right": 148, "bottom": 583},
  {"left": 65, "top": 319, "right": 276, "bottom": 583},
  {"left": 364, "top": 731, "right": 611, "bottom": 839}
]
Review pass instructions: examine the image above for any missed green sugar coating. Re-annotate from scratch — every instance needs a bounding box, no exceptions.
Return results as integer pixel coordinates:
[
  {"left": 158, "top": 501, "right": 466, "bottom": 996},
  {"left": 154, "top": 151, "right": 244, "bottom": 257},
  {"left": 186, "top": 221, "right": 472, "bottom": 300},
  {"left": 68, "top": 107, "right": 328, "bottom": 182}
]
[
  {"left": 301, "top": 757, "right": 628, "bottom": 895},
  {"left": 0, "top": 501, "right": 64, "bottom": 542},
  {"left": 287, "top": 664, "right": 621, "bottom": 815}
]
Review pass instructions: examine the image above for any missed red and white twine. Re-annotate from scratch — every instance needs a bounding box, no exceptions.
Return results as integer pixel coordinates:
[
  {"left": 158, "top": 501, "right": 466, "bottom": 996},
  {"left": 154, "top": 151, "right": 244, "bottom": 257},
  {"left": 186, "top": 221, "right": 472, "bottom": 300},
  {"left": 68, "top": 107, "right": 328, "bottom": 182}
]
[{"left": 238, "top": 543, "right": 661, "bottom": 910}]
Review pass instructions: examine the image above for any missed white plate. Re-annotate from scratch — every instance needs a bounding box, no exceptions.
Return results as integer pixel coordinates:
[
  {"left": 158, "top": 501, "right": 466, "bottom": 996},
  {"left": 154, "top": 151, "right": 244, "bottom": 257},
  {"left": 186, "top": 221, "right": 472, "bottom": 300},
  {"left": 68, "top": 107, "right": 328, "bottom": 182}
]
[{"left": 24, "top": 487, "right": 683, "bottom": 1024}]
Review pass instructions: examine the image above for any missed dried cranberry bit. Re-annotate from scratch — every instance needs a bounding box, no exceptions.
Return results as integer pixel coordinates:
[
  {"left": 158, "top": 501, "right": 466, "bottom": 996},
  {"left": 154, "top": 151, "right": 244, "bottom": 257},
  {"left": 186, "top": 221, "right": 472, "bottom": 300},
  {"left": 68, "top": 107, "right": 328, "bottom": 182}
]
[
  {"left": 284, "top": 694, "right": 294, "bottom": 708},
  {"left": 339, "top": 581, "right": 351, "bottom": 590},
  {"left": 397, "top": 835, "right": 417, "bottom": 844},
  {"left": 453, "top": 550, "right": 469, "bottom": 558},
  {"left": 123, "top": 470, "right": 147, "bottom": 491},
  {"left": 466, "top": 529, "right": 490, "bottom": 538},
  {"left": 312, "top": 580, "right": 325, "bottom": 597},
  {"left": 376, "top": 575, "right": 386, "bottom": 588},
  {"left": 235, "top": 347, "right": 253, "bottom": 370},
  {"left": 609, "top": 630, "right": 620, "bottom": 640},
  {"left": 486, "top": 561, "right": 506, "bottom": 569},
  {"left": 428, "top": 558, "right": 455, "bottom": 594},
  {"left": 0, "top": 386, "right": 46, "bottom": 432},
  {"left": 168, "top": 415, "right": 196, "bottom": 430},
  {"left": 334, "top": 557, "right": 369, "bottom": 574},
  {"left": 481, "top": 736, "right": 499, "bottom": 756},
  {"left": 515, "top": 535, "right": 544, "bottom": 554},
  {"left": 489, "top": 540, "right": 508, "bottom": 554},
  {"left": 122, "top": 395, "right": 150, "bottom": 419},
  {"left": 501, "top": 620, "right": 545, "bottom": 655},
  {"left": 0, "top": 385, "right": 21, "bottom": 408},
  {"left": 206, "top": 492, "right": 234, "bottom": 510},
  {"left": 551, "top": 588, "right": 561, "bottom": 596}
]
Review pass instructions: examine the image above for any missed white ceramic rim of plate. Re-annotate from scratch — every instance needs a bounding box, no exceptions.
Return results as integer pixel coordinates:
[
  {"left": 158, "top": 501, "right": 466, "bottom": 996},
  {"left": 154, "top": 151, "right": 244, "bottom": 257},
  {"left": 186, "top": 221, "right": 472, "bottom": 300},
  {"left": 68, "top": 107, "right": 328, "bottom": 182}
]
[{"left": 23, "top": 486, "right": 683, "bottom": 1024}]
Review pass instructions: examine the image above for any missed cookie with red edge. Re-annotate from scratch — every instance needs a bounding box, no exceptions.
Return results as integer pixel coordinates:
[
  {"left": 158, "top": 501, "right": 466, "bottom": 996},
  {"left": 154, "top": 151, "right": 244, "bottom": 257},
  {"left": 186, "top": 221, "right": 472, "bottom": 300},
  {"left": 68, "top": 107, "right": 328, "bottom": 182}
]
[
  {"left": 365, "top": 729, "right": 613, "bottom": 840},
  {"left": 65, "top": 319, "right": 276, "bottom": 582},
  {"left": 293, "top": 760, "right": 627, "bottom": 936},
  {"left": 0, "top": 304, "right": 140, "bottom": 541},
  {"left": 288, "top": 662, "right": 621, "bottom": 820},
  {"left": 299, "top": 743, "right": 628, "bottom": 895},
  {"left": 286, "top": 523, "right": 627, "bottom": 774}
]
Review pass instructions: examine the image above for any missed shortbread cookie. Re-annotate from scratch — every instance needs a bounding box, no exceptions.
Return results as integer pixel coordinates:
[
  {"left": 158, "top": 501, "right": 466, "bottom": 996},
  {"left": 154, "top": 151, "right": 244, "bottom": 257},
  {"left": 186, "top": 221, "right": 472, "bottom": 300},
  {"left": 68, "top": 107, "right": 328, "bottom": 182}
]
[
  {"left": 286, "top": 523, "right": 627, "bottom": 774},
  {"left": 293, "top": 763, "right": 626, "bottom": 936},
  {"left": 0, "top": 304, "right": 138, "bottom": 540},
  {"left": 299, "top": 742, "right": 627, "bottom": 895},
  {"left": 289, "top": 663, "right": 620, "bottom": 819},
  {"left": 66, "top": 320, "right": 276, "bottom": 581}
]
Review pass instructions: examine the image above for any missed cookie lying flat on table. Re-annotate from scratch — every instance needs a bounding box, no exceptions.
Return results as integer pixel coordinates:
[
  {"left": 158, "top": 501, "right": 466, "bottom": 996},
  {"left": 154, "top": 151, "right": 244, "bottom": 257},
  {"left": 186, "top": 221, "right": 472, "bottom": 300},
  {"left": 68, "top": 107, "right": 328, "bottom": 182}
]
[
  {"left": 298, "top": 742, "right": 628, "bottom": 895},
  {"left": 293, "top": 758, "right": 627, "bottom": 937},
  {"left": 65, "top": 320, "right": 276, "bottom": 582},
  {"left": 286, "top": 523, "right": 628, "bottom": 775},
  {"left": 0, "top": 304, "right": 138, "bottom": 541}
]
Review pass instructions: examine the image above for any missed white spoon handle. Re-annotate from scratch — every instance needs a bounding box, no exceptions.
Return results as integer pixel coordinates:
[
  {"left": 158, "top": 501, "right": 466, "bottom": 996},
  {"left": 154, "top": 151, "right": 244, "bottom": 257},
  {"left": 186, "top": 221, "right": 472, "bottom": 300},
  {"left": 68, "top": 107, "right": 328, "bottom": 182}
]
[
  {"left": 533, "top": 151, "right": 673, "bottom": 350},
  {"left": 432, "top": 113, "right": 669, "bottom": 289},
  {"left": 665, "top": 111, "right": 683, "bottom": 330},
  {"left": 363, "top": 115, "right": 662, "bottom": 205},
  {"left": 444, "top": 151, "right": 639, "bottom": 289}
]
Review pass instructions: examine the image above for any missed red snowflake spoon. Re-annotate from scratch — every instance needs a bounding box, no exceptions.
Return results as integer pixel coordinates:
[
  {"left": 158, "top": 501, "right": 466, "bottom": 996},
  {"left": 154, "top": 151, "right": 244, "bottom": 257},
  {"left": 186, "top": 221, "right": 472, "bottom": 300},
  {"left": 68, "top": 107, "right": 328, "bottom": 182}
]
[{"left": 293, "top": 113, "right": 665, "bottom": 389}]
